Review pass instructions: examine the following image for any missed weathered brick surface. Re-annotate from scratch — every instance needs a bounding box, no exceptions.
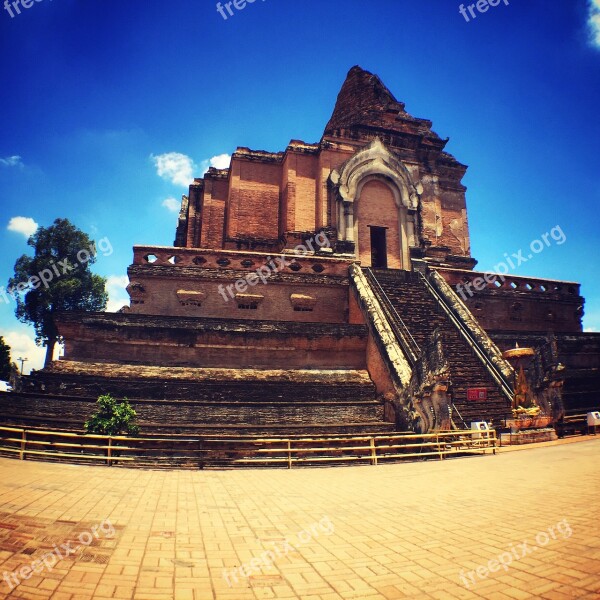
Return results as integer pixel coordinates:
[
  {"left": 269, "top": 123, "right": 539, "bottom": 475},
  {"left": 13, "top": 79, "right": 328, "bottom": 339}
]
[
  {"left": 174, "top": 66, "right": 473, "bottom": 267},
  {"left": 356, "top": 179, "right": 403, "bottom": 268},
  {"left": 0, "top": 392, "right": 388, "bottom": 434},
  {"left": 1, "top": 364, "right": 393, "bottom": 435},
  {"left": 439, "top": 267, "right": 583, "bottom": 333},
  {"left": 56, "top": 312, "right": 368, "bottom": 369}
]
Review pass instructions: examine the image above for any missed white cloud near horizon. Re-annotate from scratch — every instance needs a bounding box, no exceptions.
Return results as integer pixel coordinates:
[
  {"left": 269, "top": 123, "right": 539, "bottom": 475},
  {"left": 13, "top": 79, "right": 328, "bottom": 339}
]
[
  {"left": 589, "top": 0, "right": 600, "bottom": 48},
  {"left": 1, "top": 329, "right": 51, "bottom": 374},
  {"left": 0, "top": 155, "right": 23, "bottom": 168},
  {"left": 162, "top": 197, "right": 180, "bottom": 212},
  {"left": 7, "top": 216, "right": 39, "bottom": 238},
  {"left": 105, "top": 275, "right": 129, "bottom": 313}
]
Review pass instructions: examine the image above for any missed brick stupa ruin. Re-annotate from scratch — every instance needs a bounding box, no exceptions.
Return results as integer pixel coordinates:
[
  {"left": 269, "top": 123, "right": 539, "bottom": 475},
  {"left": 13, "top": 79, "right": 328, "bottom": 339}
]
[{"left": 4, "top": 66, "right": 599, "bottom": 437}]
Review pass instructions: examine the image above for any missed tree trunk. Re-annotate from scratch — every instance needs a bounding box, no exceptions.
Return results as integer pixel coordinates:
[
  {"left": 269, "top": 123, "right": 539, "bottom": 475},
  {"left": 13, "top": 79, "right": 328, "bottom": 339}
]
[{"left": 44, "top": 338, "right": 56, "bottom": 368}]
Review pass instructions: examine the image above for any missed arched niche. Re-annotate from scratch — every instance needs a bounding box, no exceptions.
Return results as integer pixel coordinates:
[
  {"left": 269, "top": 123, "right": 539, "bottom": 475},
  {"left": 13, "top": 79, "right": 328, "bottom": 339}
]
[{"left": 330, "top": 138, "right": 422, "bottom": 269}]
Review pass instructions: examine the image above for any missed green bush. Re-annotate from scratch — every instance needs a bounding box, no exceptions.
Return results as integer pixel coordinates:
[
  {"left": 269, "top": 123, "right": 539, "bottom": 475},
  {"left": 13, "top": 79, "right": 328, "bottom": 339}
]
[{"left": 85, "top": 394, "right": 139, "bottom": 436}]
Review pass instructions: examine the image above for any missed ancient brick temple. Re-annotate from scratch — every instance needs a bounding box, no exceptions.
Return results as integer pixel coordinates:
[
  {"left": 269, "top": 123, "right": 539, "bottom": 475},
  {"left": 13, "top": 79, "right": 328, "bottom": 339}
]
[{"left": 5, "top": 66, "right": 599, "bottom": 436}]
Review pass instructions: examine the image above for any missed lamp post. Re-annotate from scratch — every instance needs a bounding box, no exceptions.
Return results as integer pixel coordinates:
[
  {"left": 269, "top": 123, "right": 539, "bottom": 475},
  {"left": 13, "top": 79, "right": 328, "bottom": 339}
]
[{"left": 16, "top": 357, "right": 28, "bottom": 375}]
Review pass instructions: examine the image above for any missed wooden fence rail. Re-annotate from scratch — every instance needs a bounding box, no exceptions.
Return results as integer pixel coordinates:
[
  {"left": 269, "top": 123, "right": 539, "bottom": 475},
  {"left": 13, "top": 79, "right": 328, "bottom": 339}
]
[{"left": 0, "top": 426, "right": 497, "bottom": 469}]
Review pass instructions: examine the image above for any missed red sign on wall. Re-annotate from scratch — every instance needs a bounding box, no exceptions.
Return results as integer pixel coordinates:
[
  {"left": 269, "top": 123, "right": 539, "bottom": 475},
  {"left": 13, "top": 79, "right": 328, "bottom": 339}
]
[{"left": 467, "top": 388, "right": 488, "bottom": 401}]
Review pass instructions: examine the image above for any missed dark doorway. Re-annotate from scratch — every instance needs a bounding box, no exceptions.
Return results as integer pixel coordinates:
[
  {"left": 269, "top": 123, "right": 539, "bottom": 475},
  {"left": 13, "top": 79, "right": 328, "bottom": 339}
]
[{"left": 370, "top": 226, "right": 388, "bottom": 268}]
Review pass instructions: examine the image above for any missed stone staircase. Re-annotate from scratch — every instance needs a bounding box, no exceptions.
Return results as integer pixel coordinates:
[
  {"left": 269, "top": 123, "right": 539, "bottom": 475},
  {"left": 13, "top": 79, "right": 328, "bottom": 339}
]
[{"left": 368, "top": 269, "right": 512, "bottom": 425}]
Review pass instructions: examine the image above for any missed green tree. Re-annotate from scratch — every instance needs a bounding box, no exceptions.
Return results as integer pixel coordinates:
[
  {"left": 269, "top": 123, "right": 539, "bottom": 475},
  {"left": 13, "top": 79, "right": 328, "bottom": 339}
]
[
  {"left": 0, "top": 337, "right": 11, "bottom": 381},
  {"left": 8, "top": 218, "right": 108, "bottom": 366},
  {"left": 85, "top": 394, "right": 139, "bottom": 436}
]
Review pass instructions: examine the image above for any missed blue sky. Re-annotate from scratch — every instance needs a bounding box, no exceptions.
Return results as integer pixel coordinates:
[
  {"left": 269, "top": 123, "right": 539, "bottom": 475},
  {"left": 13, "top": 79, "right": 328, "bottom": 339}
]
[{"left": 0, "top": 0, "right": 599, "bottom": 372}]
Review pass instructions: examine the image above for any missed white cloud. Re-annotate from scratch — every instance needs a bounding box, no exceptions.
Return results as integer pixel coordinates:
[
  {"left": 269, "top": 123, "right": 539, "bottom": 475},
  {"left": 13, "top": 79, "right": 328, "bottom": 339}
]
[
  {"left": 162, "top": 197, "right": 180, "bottom": 212},
  {"left": 151, "top": 151, "right": 231, "bottom": 187},
  {"left": 1, "top": 328, "right": 50, "bottom": 374},
  {"left": 151, "top": 152, "right": 195, "bottom": 187},
  {"left": 589, "top": 0, "right": 600, "bottom": 48},
  {"left": 7, "top": 216, "right": 38, "bottom": 238},
  {"left": 199, "top": 153, "right": 231, "bottom": 175},
  {"left": 0, "top": 155, "right": 23, "bottom": 168},
  {"left": 105, "top": 274, "right": 130, "bottom": 313},
  {"left": 209, "top": 153, "right": 231, "bottom": 170}
]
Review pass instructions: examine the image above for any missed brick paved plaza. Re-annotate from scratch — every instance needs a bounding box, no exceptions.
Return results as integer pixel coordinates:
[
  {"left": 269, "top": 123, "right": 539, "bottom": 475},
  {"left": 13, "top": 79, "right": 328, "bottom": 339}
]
[{"left": 0, "top": 439, "right": 599, "bottom": 600}]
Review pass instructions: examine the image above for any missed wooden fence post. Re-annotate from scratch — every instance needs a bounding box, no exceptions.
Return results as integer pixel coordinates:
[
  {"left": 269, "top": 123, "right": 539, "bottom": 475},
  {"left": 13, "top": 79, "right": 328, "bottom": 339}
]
[
  {"left": 20, "top": 429, "right": 26, "bottom": 461},
  {"left": 370, "top": 437, "right": 377, "bottom": 466}
]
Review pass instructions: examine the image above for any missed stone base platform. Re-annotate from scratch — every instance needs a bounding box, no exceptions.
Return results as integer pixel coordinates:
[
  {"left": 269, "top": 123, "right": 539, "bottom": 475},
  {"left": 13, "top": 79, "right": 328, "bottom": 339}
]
[{"left": 500, "top": 427, "right": 558, "bottom": 445}]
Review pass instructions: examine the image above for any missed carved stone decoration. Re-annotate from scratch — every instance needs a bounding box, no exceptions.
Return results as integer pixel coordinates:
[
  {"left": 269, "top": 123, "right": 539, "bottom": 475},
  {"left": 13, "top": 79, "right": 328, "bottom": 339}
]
[
  {"left": 126, "top": 281, "right": 146, "bottom": 306},
  {"left": 234, "top": 293, "right": 264, "bottom": 309},
  {"left": 289, "top": 294, "right": 317, "bottom": 312},
  {"left": 400, "top": 327, "right": 453, "bottom": 432},
  {"left": 531, "top": 333, "right": 565, "bottom": 423},
  {"left": 330, "top": 138, "right": 422, "bottom": 208},
  {"left": 176, "top": 290, "right": 205, "bottom": 307},
  {"left": 329, "top": 137, "right": 422, "bottom": 265}
]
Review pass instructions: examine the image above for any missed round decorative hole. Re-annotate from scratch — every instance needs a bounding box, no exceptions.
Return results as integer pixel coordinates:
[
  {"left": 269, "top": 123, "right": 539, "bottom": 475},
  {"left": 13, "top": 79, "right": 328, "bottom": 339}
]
[
  {"left": 216, "top": 258, "right": 231, "bottom": 267},
  {"left": 192, "top": 256, "right": 207, "bottom": 265},
  {"left": 311, "top": 264, "right": 325, "bottom": 273},
  {"left": 241, "top": 259, "right": 255, "bottom": 268},
  {"left": 289, "top": 263, "right": 302, "bottom": 272}
]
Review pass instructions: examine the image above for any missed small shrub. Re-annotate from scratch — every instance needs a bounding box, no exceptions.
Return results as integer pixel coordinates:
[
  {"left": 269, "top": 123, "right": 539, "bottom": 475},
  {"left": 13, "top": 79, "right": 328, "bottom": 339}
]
[{"left": 85, "top": 394, "right": 139, "bottom": 436}]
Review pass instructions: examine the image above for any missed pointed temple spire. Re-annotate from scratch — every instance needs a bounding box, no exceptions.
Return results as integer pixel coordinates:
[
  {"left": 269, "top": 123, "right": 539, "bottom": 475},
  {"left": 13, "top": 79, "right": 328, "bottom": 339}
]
[
  {"left": 323, "top": 66, "right": 445, "bottom": 147},
  {"left": 324, "top": 66, "right": 406, "bottom": 135}
]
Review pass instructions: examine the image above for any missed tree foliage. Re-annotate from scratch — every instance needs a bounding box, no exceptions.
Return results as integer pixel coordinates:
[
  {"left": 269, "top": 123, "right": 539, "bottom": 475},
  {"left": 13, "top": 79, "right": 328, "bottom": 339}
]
[
  {"left": 8, "top": 218, "right": 108, "bottom": 366},
  {"left": 0, "top": 337, "right": 11, "bottom": 381},
  {"left": 84, "top": 394, "right": 139, "bottom": 436}
]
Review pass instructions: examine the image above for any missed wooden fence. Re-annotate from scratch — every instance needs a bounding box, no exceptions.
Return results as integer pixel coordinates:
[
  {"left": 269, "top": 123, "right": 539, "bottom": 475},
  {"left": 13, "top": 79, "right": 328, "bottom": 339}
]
[{"left": 0, "top": 426, "right": 497, "bottom": 469}]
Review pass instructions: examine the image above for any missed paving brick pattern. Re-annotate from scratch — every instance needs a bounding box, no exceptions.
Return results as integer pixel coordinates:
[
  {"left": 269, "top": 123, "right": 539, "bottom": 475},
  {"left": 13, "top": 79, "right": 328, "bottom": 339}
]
[{"left": 0, "top": 439, "right": 599, "bottom": 600}]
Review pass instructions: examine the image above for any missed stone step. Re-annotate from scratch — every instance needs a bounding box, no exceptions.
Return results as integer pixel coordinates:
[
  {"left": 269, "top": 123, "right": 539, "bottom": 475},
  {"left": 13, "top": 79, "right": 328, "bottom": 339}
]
[
  {"left": 369, "top": 269, "right": 512, "bottom": 424},
  {"left": 25, "top": 364, "right": 379, "bottom": 402},
  {"left": 0, "top": 393, "right": 386, "bottom": 431}
]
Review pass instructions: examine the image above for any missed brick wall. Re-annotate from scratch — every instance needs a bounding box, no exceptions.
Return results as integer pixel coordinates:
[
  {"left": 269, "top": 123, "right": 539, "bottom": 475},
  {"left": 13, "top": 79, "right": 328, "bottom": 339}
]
[
  {"left": 438, "top": 268, "right": 583, "bottom": 333},
  {"left": 56, "top": 313, "right": 369, "bottom": 370},
  {"left": 355, "top": 180, "right": 403, "bottom": 269}
]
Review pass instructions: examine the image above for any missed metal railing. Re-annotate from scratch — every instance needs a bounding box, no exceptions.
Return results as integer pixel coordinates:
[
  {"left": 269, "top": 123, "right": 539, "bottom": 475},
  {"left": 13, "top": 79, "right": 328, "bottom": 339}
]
[{"left": 417, "top": 271, "right": 514, "bottom": 402}]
